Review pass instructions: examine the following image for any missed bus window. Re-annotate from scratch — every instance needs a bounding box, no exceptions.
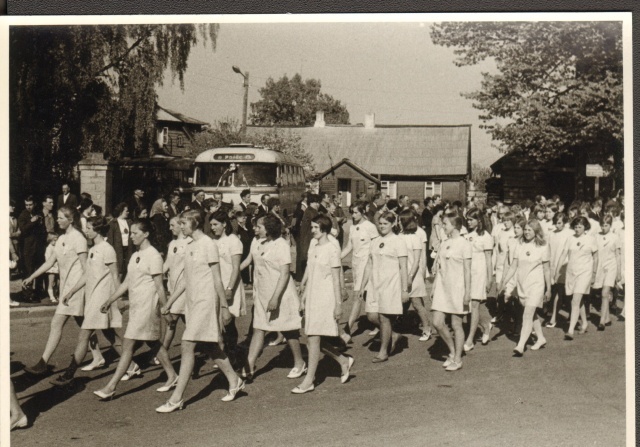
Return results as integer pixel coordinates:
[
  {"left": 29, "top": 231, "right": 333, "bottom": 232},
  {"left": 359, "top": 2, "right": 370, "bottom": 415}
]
[{"left": 196, "top": 163, "right": 277, "bottom": 187}]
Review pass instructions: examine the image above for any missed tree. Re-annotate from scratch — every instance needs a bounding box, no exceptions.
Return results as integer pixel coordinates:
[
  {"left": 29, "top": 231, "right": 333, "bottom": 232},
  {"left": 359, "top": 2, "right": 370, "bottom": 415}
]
[
  {"left": 190, "top": 118, "right": 242, "bottom": 157},
  {"left": 471, "top": 163, "right": 492, "bottom": 192},
  {"left": 250, "top": 74, "right": 350, "bottom": 126},
  {"left": 431, "top": 22, "right": 623, "bottom": 180},
  {"left": 246, "top": 128, "right": 315, "bottom": 178},
  {"left": 10, "top": 24, "right": 218, "bottom": 198}
]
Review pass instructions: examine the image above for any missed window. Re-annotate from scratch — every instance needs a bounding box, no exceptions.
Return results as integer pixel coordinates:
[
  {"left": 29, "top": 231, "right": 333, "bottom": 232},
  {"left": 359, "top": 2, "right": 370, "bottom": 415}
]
[
  {"left": 177, "top": 136, "right": 185, "bottom": 148},
  {"left": 381, "top": 181, "right": 397, "bottom": 199},
  {"left": 424, "top": 181, "right": 442, "bottom": 198}
]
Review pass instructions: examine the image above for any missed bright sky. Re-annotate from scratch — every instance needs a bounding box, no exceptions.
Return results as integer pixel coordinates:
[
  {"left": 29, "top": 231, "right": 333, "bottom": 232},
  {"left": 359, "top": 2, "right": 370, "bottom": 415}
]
[{"left": 157, "top": 21, "right": 500, "bottom": 166}]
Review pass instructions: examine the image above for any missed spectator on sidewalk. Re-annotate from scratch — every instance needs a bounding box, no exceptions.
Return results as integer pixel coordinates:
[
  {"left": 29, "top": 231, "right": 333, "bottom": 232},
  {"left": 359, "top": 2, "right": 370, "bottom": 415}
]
[
  {"left": 57, "top": 183, "right": 78, "bottom": 211},
  {"left": 296, "top": 193, "right": 320, "bottom": 281},
  {"left": 18, "top": 195, "right": 45, "bottom": 302}
]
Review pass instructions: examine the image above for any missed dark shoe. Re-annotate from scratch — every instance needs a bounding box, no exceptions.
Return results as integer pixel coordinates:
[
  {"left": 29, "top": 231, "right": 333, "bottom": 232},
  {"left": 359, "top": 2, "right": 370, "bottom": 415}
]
[
  {"left": 597, "top": 324, "right": 605, "bottom": 331},
  {"left": 24, "top": 358, "right": 49, "bottom": 376},
  {"left": 564, "top": 333, "right": 574, "bottom": 341},
  {"left": 51, "top": 356, "right": 79, "bottom": 386},
  {"left": 512, "top": 347, "right": 524, "bottom": 357}
]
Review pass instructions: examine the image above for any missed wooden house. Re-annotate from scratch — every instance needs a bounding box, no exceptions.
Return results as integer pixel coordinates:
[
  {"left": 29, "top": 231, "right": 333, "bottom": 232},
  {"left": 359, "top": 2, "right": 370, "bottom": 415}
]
[
  {"left": 155, "top": 106, "right": 209, "bottom": 157},
  {"left": 248, "top": 112, "right": 472, "bottom": 203},
  {"left": 318, "top": 158, "right": 381, "bottom": 206}
]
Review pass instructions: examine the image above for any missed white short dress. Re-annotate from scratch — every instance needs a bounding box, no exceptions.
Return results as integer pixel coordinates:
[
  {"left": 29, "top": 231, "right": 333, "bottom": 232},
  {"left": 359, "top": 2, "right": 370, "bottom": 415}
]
[
  {"left": 513, "top": 241, "right": 550, "bottom": 308},
  {"left": 124, "top": 246, "right": 163, "bottom": 341},
  {"left": 593, "top": 232, "right": 619, "bottom": 288},
  {"left": 549, "top": 227, "right": 574, "bottom": 284},
  {"left": 400, "top": 232, "right": 427, "bottom": 298},
  {"left": 252, "top": 237, "right": 302, "bottom": 332},
  {"left": 55, "top": 229, "right": 87, "bottom": 317},
  {"left": 503, "top": 238, "right": 520, "bottom": 298},
  {"left": 431, "top": 235, "right": 471, "bottom": 315},
  {"left": 217, "top": 233, "right": 247, "bottom": 318},
  {"left": 369, "top": 232, "right": 408, "bottom": 315},
  {"left": 82, "top": 241, "right": 122, "bottom": 330},
  {"left": 349, "top": 220, "right": 378, "bottom": 292},
  {"left": 304, "top": 240, "right": 342, "bottom": 336},
  {"left": 465, "top": 230, "right": 494, "bottom": 301},
  {"left": 564, "top": 234, "right": 597, "bottom": 295},
  {"left": 166, "top": 237, "right": 191, "bottom": 315},
  {"left": 182, "top": 236, "right": 222, "bottom": 343}
]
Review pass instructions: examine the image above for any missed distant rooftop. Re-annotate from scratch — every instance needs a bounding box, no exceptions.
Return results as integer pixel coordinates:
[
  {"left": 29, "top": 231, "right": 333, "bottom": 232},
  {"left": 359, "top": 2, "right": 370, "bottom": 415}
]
[{"left": 157, "top": 106, "right": 209, "bottom": 126}]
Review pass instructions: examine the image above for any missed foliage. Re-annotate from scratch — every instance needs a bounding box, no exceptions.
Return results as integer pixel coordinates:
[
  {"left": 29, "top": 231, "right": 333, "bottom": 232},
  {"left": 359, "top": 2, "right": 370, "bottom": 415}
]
[
  {"left": 10, "top": 24, "right": 218, "bottom": 197},
  {"left": 246, "top": 128, "right": 316, "bottom": 178},
  {"left": 250, "top": 74, "right": 350, "bottom": 126},
  {"left": 430, "top": 22, "right": 623, "bottom": 170},
  {"left": 190, "top": 118, "right": 242, "bottom": 156},
  {"left": 471, "top": 163, "right": 492, "bottom": 192}
]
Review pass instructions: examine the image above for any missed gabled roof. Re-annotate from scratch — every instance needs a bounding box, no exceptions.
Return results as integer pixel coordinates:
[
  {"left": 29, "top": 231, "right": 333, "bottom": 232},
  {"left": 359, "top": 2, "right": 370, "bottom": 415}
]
[
  {"left": 157, "top": 106, "right": 209, "bottom": 126},
  {"left": 319, "top": 158, "right": 381, "bottom": 184},
  {"left": 247, "top": 124, "right": 471, "bottom": 177}
]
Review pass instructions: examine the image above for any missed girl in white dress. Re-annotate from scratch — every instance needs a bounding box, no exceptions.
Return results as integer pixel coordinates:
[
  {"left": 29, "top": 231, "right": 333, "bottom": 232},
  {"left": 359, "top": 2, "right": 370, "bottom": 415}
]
[
  {"left": 463, "top": 208, "right": 494, "bottom": 351},
  {"left": 340, "top": 203, "right": 378, "bottom": 341},
  {"left": 295, "top": 215, "right": 354, "bottom": 394},
  {"left": 50, "top": 216, "right": 128, "bottom": 386},
  {"left": 94, "top": 219, "right": 178, "bottom": 400},
  {"left": 430, "top": 212, "right": 471, "bottom": 371},
  {"left": 159, "top": 216, "right": 191, "bottom": 352},
  {"left": 359, "top": 211, "right": 409, "bottom": 363},
  {"left": 22, "top": 206, "right": 102, "bottom": 375},
  {"left": 593, "top": 214, "right": 621, "bottom": 330},
  {"left": 493, "top": 210, "right": 516, "bottom": 323},
  {"left": 547, "top": 213, "right": 574, "bottom": 328},
  {"left": 555, "top": 216, "right": 598, "bottom": 340},
  {"left": 500, "top": 219, "right": 551, "bottom": 356},
  {"left": 398, "top": 210, "right": 431, "bottom": 342},
  {"left": 209, "top": 210, "right": 246, "bottom": 363},
  {"left": 239, "top": 215, "right": 305, "bottom": 381},
  {"left": 156, "top": 211, "right": 243, "bottom": 413}
]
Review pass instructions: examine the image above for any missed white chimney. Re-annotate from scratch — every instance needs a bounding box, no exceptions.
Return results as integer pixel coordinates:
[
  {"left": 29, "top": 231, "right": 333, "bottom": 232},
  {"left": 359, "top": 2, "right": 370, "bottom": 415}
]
[
  {"left": 314, "top": 111, "right": 325, "bottom": 128},
  {"left": 364, "top": 113, "right": 375, "bottom": 129}
]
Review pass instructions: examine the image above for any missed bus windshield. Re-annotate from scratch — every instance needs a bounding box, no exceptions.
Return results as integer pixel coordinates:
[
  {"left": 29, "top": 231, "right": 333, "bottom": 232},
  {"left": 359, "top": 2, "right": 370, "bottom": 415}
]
[{"left": 196, "top": 163, "right": 277, "bottom": 188}]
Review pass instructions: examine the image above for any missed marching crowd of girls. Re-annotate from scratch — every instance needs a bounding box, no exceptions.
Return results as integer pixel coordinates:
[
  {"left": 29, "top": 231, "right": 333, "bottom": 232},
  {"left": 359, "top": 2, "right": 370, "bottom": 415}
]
[{"left": 17, "top": 192, "right": 626, "bottom": 420}]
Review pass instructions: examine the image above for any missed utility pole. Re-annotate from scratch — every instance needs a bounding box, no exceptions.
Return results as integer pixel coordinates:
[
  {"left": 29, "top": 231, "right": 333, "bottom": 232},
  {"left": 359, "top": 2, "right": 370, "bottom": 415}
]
[{"left": 233, "top": 65, "right": 249, "bottom": 140}]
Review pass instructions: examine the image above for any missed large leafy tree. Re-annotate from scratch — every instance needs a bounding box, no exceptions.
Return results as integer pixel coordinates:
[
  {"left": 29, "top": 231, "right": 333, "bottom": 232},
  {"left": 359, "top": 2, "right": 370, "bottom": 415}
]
[
  {"left": 431, "top": 22, "right": 623, "bottom": 178},
  {"left": 250, "top": 73, "right": 350, "bottom": 126},
  {"left": 10, "top": 24, "right": 218, "bottom": 197}
]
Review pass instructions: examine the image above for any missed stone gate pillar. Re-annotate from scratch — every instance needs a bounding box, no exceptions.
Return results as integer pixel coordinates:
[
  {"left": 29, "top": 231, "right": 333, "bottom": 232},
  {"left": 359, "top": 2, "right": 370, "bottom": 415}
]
[{"left": 77, "top": 152, "right": 113, "bottom": 217}]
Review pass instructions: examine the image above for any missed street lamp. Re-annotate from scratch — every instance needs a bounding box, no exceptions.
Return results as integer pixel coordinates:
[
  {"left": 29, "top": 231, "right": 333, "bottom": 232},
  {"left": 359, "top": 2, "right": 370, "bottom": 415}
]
[{"left": 232, "top": 65, "right": 249, "bottom": 140}]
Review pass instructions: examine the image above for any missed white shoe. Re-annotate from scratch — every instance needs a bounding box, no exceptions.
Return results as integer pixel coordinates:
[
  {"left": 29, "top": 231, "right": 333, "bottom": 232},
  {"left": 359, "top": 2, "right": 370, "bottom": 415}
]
[
  {"left": 442, "top": 355, "right": 454, "bottom": 368},
  {"left": 445, "top": 360, "right": 462, "bottom": 371},
  {"left": 120, "top": 363, "right": 141, "bottom": 381},
  {"left": 368, "top": 328, "right": 380, "bottom": 337},
  {"left": 287, "top": 363, "right": 307, "bottom": 379},
  {"left": 156, "top": 376, "right": 179, "bottom": 392},
  {"left": 50, "top": 297, "right": 58, "bottom": 303},
  {"left": 419, "top": 330, "right": 432, "bottom": 342},
  {"left": 155, "top": 399, "right": 184, "bottom": 413},
  {"left": 9, "top": 300, "right": 20, "bottom": 307},
  {"left": 81, "top": 358, "right": 106, "bottom": 371},
  {"left": 463, "top": 343, "right": 474, "bottom": 352},
  {"left": 221, "top": 377, "right": 245, "bottom": 402}
]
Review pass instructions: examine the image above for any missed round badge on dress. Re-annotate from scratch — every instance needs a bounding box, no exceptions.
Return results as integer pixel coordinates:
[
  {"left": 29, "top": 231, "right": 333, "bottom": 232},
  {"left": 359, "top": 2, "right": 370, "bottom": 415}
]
[
  {"left": 124, "top": 228, "right": 128, "bottom": 234},
  {"left": 577, "top": 242, "right": 581, "bottom": 247},
  {"left": 469, "top": 237, "right": 474, "bottom": 242},
  {"left": 136, "top": 256, "right": 140, "bottom": 263},
  {"left": 526, "top": 251, "right": 530, "bottom": 256},
  {"left": 62, "top": 242, "right": 65, "bottom": 247},
  {"left": 379, "top": 242, "right": 384, "bottom": 249},
  {"left": 90, "top": 253, "right": 94, "bottom": 259},
  {"left": 356, "top": 226, "right": 360, "bottom": 231},
  {"left": 446, "top": 245, "right": 450, "bottom": 250},
  {"left": 173, "top": 247, "right": 177, "bottom": 253}
]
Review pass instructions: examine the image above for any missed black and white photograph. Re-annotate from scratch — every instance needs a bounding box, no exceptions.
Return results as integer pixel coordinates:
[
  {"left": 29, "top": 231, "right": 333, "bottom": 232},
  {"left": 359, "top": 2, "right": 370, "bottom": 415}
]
[{"left": 1, "top": 13, "right": 633, "bottom": 446}]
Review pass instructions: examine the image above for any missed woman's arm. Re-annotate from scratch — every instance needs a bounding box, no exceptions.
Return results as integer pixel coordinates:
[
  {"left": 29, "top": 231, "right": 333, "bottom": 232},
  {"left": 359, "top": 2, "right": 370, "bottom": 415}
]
[
  {"left": 463, "top": 258, "right": 472, "bottom": 305},
  {"left": 591, "top": 251, "right": 599, "bottom": 285},
  {"left": 162, "top": 280, "right": 186, "bottom": 314},
  {"left": 500, "top": 259, "right": 519, "bottom": 292},
  {"left": 224, "top": 254, "right": 242, "bottom": 307},
  {"left": 239, "top": 252, "right": 253, "bottom": 271},
  {"left": 484, "top": 250, "right": 494, "bottom": 293},
  {"left": 615, "top": 245, "right": 622, "bottom": 283},
  {"left": 555, "top": 248, "right": 568, "bottom": 284},
  {"left": 331, "top": 267, "right": 342, "bottom": 319},
  {"left": 340, "top": 237, "right": 353, "bottom": 259},
  {"left": 61, "top": 276, "right": 87, "bottom": 305},
  {"left": 358, "top": 257, "right": 373, "bottom": 300},
  {"left": 298, "top": 262, "right": 310, "bottom": 297},
  {"left": 267, "top": 264, "right": 292, "bottom": 311},
  {"left": 399, "top": 256, "right": 409, "bottom": 303},
  {"left": 100, "top": 276, "right": 130, "bottom": 312},
  {"left": 543, "top": 261, "right": 551, "bottom": 302},
  {"left": 408, "top": 249, "right": 420, "bottom": 284},
  {"left": 22, "top": 251, "right": 58, "bottom": 286},
  {"left": 211, "top": 262, "right": 232, "bottom": 326}
]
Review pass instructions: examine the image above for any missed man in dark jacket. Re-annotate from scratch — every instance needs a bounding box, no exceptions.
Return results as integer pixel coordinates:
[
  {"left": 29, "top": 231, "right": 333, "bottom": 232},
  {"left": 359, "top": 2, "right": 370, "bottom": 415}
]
[
  {"left": 57, "top": 183, "right": 78, "bottom": 211},
  {"left": 295, "top": 193, "right": 320, "bottom": 281},
  {"left": 255, "top": 194, "right": 270, "bottom": 220},
  {"left": 18, "top": 196, "right": 46, "bottom": 301}
]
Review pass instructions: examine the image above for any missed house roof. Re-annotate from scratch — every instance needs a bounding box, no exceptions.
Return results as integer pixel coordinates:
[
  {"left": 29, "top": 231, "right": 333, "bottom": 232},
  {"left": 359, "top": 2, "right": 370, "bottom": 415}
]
[
  {"left": 319, "top": 158, "right": 381, "bottom": 185},
  {"left": 157, "top": 106, "right": 209, "bottom": 126},
  {"left": 247, "top": 124, "right": 471, "bottom": 177}
]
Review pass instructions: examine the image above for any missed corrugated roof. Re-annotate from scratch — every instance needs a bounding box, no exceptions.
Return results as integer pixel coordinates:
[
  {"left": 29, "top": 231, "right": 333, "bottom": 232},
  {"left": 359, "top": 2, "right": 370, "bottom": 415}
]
[
  {"left": 157, "top": 106, "right": 209, "bottom": 126},
  {"left": 247, "top": 125, "right": 471, "bottom": 177}
]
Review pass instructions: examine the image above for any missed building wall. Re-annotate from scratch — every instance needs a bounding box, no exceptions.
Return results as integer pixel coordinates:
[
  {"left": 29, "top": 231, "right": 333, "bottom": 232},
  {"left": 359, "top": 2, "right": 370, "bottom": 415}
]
[
  {"left": 157, "top": 122, "right": 201, "bottom": 157},
  {"left": 397, "top": 181, "right": 425, "bottom": 202},
  {"left": 320, "top": 164, "right": 379, "bottom": 203}
]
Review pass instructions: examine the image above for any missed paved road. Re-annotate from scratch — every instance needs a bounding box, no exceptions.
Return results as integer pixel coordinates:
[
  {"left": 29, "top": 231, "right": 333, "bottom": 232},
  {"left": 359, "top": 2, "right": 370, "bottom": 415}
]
[{"left": 10, "top": 282, "right": 627, "bottom": 447}]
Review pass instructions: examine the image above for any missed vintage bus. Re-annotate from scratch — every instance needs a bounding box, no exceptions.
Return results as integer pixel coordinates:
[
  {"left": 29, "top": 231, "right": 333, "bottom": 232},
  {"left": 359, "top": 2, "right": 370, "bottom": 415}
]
[{"left": 189, "top": 144, "right": 306, "bottom": 216}]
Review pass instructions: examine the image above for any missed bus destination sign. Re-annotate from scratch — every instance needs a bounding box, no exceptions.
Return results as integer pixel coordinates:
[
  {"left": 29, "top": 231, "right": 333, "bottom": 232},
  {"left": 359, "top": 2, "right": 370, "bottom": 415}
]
[{"left": 213, "top": 154, "right": 255, "bottom": 161}]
